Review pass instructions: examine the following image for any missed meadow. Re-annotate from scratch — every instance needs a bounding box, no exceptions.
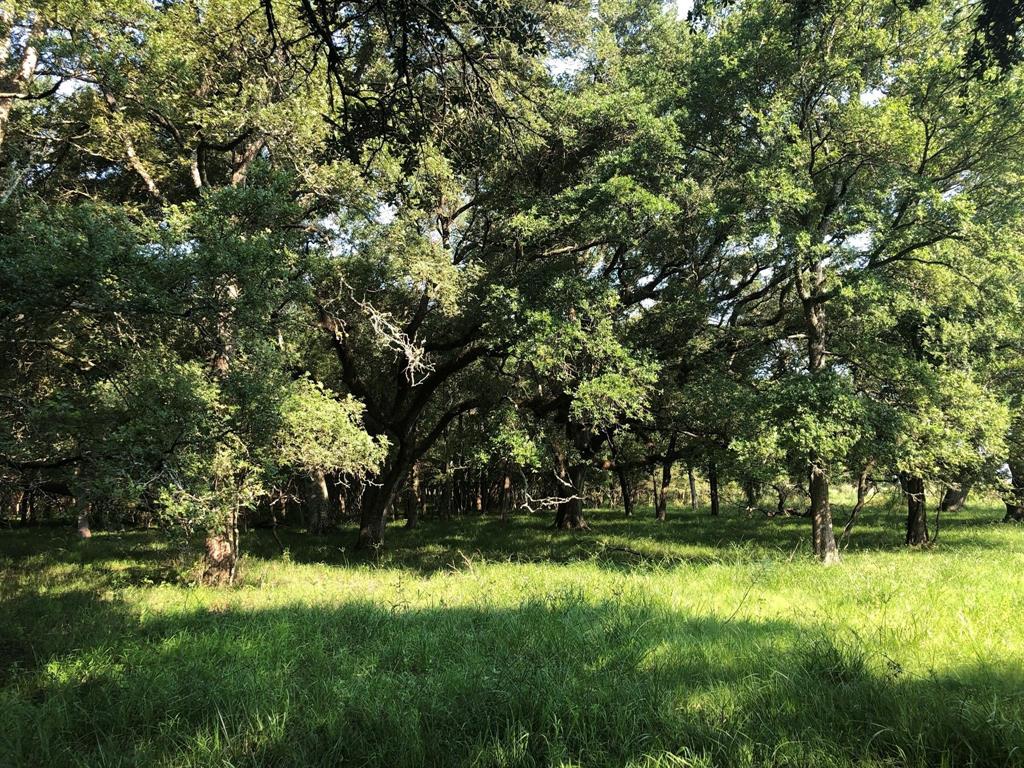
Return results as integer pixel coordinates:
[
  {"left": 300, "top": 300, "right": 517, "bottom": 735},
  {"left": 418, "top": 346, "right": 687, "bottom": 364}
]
[{"left": 1, "top": 501, "right": 1022, "bottom": 768}]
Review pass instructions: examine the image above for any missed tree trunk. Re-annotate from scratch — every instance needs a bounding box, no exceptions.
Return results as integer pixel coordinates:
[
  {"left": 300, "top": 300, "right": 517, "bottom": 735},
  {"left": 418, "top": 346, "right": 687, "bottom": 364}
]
[
  {"left": 305, "top": 470, "right": 330, "bottom": 533},
  {"left": 500, "top": 472, "right": 512, "bottom": 522},
  {"left": 616, "top": 466, "right": 634, "bottom": 517},
  {"left": 708, "top": 460, "right": 720, "bottom": 516},
  {"left": 743, "top": 479, "right": 760, "bottom": 515},
  {"left": 76, "top": 499, "right": 92, "bottom": 539},
  {"left": 810, "top": 466, "right": 839, "bottom": 563},
  {"left": 357, "top": 471, "right": 404, "bottom": 550},
  {"left": 839, "top": 461, "right": 874, "bottom": 547},
  {"left": 555, "top": 463, "right": 587, "bottom": 530},
  {"left": 19, "top": 490, "right": 33, "bottom": 526},
  {"left": 774, "top": 483, "right": 790, "bottom": 517},
  {"left": 405, "top": 463, "right": 421, "bottom": 529},
  {"left": 1003, "top": 458, "right": 1024, "bottom": 522},
  {"left": 0, "top": 15, "right": 39, "bottom": 150},
  {"left": 939, "top": 484, "right": 970, "bottom": 513},
  {"left": 656, "top": 436, "right": 675, "bottom": 521},
  {"left": 804, "top": 290, "right": 840, "bottom": 564},
  {"left": 901, "top": 474, "right": 929, "bottom": 546},
  {"left": 203, "top": 508, "right": 239, "bottom": 585},
  {"left": 688, "top": 465, "right": 698, "bottom": 511}
]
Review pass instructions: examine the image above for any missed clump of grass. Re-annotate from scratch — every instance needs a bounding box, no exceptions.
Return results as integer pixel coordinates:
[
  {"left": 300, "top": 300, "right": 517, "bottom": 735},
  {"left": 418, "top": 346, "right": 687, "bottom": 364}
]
[{"left": 1, "top": 503, "right": 1022, "bottom": 767}]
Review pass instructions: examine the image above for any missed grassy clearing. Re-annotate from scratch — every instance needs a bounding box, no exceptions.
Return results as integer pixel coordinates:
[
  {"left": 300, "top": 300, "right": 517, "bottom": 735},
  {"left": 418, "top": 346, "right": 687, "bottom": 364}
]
[{"left": 1, "top": 501, "right": 1022, "bottom": 767}]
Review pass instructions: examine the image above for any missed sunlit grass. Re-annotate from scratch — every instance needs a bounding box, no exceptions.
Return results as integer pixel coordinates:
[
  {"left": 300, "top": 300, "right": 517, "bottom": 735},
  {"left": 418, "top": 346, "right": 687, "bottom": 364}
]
[{"left": 2, "top": 500, "right": 1022, "bottom": 767}]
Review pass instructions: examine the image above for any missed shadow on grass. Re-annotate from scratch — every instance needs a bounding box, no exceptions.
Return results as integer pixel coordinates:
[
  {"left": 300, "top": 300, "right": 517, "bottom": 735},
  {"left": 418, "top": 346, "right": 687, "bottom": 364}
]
[
  {"left": 240, "top": 502, "right": 1017, "bottom": 575},
  {"left": 1, "top": 585, "right": 1022, "bottom": 767},
  {"left": 1, "top": 501, "right": 1015, "bottom": 582}
]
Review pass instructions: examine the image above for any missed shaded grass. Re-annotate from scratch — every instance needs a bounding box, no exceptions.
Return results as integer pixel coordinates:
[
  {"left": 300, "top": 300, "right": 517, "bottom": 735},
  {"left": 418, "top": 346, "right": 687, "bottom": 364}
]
[{"left": 1, "top": 502, "right": 1023, "bottom": 767}]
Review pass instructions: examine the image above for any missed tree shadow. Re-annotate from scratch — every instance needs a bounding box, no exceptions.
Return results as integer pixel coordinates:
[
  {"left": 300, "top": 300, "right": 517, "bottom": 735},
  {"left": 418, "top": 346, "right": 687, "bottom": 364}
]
[
  {"left": 241, "top": 502, "right": 1017, "bottom": 576},
  {"left": 1, "top": 588, "right": 1021, "bottom": 767}
]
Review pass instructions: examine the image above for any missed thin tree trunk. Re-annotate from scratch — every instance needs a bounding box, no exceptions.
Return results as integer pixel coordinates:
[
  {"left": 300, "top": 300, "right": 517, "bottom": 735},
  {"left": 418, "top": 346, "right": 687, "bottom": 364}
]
[
  {"left": 773, "top": 483, "right": 790, "bottom": 517},
  {"left": 839, "top": 462, "right": 874, "bottom": 547},
  {"left": 688, "top": 465, "right": 698, "bottom": 511},
  {"left": 406, "top": 463, "right": 421, "bottom": 529},
  {"left": 804, "top": 290, "right": 840, "bottom": 564},
  {"left": 709, "top": 460, "right": 720, "bottom": 517},
  {"left": 616, "top": 466, "right": 634, "bottom": 517},
  {"left": 656, "top": 435, "right": 675, "bottom": 521},
  {"left": 1003, "top": 459, "right": 1024, "bottom": 522},
  {"left": 500, "top": 472, "right": 512, "bottom": 522}
]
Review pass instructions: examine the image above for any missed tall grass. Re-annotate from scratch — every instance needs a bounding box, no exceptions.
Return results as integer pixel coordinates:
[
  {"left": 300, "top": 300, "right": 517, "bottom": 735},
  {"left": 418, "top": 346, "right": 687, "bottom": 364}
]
[{"left": 1, "top": 502, "right": 1022, "bottom": 767}]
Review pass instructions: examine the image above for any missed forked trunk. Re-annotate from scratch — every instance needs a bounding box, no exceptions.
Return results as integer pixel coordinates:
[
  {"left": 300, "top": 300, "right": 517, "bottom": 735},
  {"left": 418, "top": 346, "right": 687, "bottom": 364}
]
[{"left": 357, "top": 479, "right": 400, "bottom": 550}]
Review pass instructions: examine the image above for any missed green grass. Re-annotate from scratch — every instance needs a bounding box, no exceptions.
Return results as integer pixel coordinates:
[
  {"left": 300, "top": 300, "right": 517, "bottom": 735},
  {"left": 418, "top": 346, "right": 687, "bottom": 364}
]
[{"left": 2, "top": 500, "right": 1023, "bottom": 767}]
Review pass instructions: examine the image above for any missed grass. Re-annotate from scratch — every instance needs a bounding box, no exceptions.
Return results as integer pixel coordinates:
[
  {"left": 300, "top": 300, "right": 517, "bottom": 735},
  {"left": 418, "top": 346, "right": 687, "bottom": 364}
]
[{"left": 1, "top": 499, "right": 1023, "bottom": 767}]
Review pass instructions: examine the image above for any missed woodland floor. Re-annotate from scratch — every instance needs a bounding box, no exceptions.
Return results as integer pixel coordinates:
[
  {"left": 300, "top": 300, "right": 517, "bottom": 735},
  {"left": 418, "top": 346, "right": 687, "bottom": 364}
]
[{"left": 1, "top": 499, "right": 1023, "bottom": 767}]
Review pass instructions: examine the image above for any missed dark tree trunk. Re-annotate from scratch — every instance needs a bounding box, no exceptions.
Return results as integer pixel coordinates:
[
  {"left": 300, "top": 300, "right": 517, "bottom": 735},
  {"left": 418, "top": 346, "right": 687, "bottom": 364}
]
[
  {"left": 743, "top": 479, "right": 760, "bottom": 515},
  {"left": 405, "top": 463, "right": 421, "bottom": 529},
  {"left": 901, "top": 474, "right": 929, "bottom": 546},
  {"left": 939, "top": 484, "right": 970, "bottom": 513},
  {"left": 656, "top": 435, "right": 675, "bottom": 521},
  {"left": 357, "top": 480, "right": 401, "bottom": 549},
  {"left": 356, "top": 453, "right": 408, "bottom": 550},
  {"left": 774, "top": 483, "right": 790, "bottom": 517},
  {"left": 616, "top": 466, "right": 634, "bottom": 517},
  {"left": 810, "top": 466, "right": 839, "bottom": 563},
  {"left": 708, "top": 460, "right": 720, "bottom": 516},
  {"left": 1003, "top": 459, "right": 1024, "bottom": 522},
  {"left": 555, "top": 463, "right": 587, "bottom": 530},
  {"left": 688, "top": 465, "right": 698, "bottom": 511}
]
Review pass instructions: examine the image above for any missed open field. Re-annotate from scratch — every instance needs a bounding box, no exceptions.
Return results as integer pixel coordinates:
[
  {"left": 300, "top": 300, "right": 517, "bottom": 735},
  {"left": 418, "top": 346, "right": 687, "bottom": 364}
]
[{"left": 2, "top": 502, "right": 1022, "bottom": 767}]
